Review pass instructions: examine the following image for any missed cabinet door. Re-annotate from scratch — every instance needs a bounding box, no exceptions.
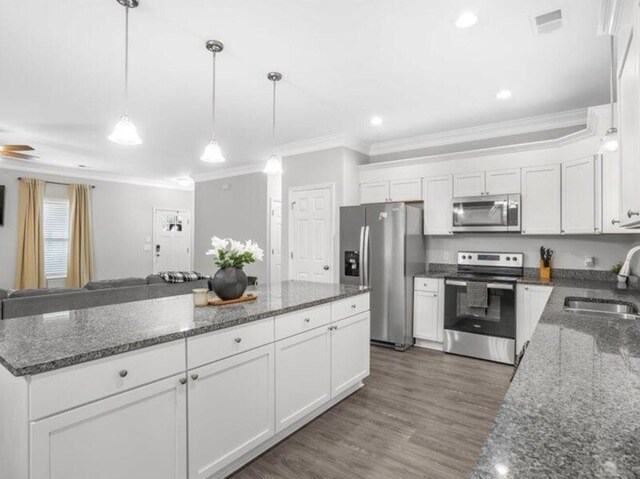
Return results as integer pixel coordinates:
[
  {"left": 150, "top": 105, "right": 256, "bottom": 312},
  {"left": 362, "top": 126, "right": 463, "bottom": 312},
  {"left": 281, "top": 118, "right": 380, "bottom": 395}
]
[
  {"left": 188, "top": 344, "right": 275, "bottom": 479},
  {"left": 453, "top": 172, "right": 485, "bottom": 197},
  {"left": 389, "top": 178, "right": 422, "bottom": 202},
  {"left": 423, "top": 175, "right": 453, "bottom": 235},
  {"left": 562, "top": 157, "right": 596, "bottom": 234},
  {"left": 330, "top": 312, "right": 370, "bottom": 398},
  {"left": 275, "top": 326, "right": 331, "bottom": 432},
  {"left": 619, "top": 28, "right": 640, "bottom": 223},
  {"left": 521, "top": 165, "right": 561, "bottom": 235},
  {"left": 31, "top": 375, "right": 187, "bottom": 479},
  {"left": 360, "top": 181, "right": 390, "bottom": 204},
  {"left": 413, "top": 290, "right": 441, "bottom": 342},
  {"left": 485, "top": 168, "right": 521, "bottom": 195},
  {"left": 516, "top": 285, "right": 553, "bottom": 353}
]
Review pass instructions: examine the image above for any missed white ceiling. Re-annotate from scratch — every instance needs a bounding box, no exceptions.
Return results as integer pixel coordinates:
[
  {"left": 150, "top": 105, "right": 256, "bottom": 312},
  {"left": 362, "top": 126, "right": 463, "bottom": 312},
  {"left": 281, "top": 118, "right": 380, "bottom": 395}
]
[{"left": 0, "top": 0, "right": 610, "bottom": 182}]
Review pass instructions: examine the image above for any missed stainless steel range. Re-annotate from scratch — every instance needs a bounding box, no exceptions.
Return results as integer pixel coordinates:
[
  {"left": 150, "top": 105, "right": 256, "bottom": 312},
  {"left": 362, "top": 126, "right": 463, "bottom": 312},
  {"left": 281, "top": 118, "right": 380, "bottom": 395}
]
[{"left": 443, "top": 251, "right": 523, "bottom": 365}]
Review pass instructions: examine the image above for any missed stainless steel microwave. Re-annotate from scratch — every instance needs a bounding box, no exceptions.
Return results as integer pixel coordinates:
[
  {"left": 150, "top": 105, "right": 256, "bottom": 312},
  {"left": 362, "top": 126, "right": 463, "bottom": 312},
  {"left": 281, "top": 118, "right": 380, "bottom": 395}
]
[{"left": 451, "top": 194, "right": 521, "bottom": 233}]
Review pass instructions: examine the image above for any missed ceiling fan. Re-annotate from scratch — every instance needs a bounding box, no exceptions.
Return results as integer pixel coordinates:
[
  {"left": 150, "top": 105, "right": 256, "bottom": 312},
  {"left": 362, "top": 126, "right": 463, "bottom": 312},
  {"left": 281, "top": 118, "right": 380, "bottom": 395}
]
[{"left": 0, "top": 145, "right": 38, "bottom": 161}]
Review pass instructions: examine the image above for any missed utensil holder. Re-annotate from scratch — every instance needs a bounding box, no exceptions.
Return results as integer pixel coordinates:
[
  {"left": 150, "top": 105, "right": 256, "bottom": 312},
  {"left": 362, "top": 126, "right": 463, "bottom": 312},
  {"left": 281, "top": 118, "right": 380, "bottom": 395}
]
[{"left": 539, "top": 260, "right": 551, "bottom": 281}]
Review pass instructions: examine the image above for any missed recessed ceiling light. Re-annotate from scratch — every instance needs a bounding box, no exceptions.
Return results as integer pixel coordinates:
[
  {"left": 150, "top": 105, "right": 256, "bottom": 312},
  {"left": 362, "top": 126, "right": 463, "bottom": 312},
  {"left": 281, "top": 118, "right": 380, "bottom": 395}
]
[
  {"left": 370, "top": 116, "right": 383, "bottom": 126},
  {"left": 455, "top": 11, "right": 478, "bottom": 29},
  {"left": 496, "top": 89, "right": 512, "bottom": 100}
]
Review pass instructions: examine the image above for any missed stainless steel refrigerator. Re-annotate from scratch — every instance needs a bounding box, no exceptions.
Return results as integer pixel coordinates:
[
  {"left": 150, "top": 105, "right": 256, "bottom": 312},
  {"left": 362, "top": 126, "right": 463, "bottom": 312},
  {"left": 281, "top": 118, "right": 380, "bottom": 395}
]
[{"left": 340, "top": 203, "right": 425, "bottom": 350}]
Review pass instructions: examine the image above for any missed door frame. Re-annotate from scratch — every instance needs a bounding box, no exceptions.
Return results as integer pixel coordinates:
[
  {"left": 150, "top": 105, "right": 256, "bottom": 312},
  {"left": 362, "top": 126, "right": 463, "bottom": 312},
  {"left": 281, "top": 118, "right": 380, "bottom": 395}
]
[
  {"left": 152, "top": 208, "right": 192, "bottom": 274},
  {"left": 287, "top": 183, "right": 336, "bottom": 282}
]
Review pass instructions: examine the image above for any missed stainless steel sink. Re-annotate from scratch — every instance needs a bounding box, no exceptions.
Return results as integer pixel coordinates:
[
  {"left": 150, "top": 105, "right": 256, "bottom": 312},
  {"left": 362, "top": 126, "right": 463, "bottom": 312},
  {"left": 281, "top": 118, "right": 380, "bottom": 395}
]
[{"left": 564, "top": 297, "right": 640, "bottom": 319}]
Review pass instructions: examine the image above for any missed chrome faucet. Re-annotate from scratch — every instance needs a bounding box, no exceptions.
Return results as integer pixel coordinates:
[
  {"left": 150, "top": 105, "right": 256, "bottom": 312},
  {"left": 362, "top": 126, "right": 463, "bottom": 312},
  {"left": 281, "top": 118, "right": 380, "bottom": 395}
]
[{"left": 618, "top": 245, "right": 640, "bottom": 282}]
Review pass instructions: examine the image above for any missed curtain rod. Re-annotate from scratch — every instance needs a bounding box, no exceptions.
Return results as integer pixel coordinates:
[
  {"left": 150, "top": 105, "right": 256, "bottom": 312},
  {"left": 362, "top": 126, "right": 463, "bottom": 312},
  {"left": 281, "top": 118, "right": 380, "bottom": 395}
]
[{"left": 17, "top": 178, "right": 96, "bottom": 189}]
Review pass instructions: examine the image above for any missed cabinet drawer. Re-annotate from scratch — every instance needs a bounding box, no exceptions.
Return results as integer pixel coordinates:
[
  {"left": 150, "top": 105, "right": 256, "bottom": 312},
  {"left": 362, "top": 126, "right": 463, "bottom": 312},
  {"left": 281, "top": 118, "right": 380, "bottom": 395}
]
[
  {"left": 275, "top": 304, "right": 331, "bottom": 341},
  {"left": 30, "top": 340, "right": 186, "bottom": 420},
  {"left": 331, "top": 293, "right": 370, "bottom": 322},
  {"left": 187, "top": 317, "right": 274, "bottom": 369},
  {"left": 414, "top": 277, "right": 439, "bottom": 292}
]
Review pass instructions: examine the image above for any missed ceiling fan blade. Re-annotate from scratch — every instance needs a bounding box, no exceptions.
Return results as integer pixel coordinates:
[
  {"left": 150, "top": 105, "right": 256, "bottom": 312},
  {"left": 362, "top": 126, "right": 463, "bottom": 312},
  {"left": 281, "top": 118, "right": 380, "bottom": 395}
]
[
  {"left": 1, "top": 151, "right": 37, "bottom": 160},
  {"left": 0, "top": 145, "right": 34, "bottom": 151}
]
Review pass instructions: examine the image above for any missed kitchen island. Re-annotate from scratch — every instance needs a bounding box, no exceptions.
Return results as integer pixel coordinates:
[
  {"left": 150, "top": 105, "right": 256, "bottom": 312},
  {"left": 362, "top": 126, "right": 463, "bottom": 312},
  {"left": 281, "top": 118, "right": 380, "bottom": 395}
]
[
  {"left": 471, "top": 281, "right": 640, "bottom": 478},
  {"left": 0, "top": 280, "right": 371, "bottom": 479}
]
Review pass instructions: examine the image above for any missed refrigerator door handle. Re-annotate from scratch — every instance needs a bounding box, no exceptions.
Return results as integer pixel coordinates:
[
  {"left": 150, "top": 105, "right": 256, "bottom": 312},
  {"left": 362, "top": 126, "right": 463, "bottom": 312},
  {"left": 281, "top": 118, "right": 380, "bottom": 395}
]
[
  {"left": 363, "top": 226, "right": 370, "bottom": 287},
  {"left": 359, "top": 226, "right": 365, "bottom": 287}
]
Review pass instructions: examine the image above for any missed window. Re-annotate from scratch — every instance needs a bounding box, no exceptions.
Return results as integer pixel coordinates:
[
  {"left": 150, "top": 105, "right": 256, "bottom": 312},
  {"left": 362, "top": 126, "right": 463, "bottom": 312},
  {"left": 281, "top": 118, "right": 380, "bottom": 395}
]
[{"left": 43, "top": 199, "right": 69, "bottom": 279}]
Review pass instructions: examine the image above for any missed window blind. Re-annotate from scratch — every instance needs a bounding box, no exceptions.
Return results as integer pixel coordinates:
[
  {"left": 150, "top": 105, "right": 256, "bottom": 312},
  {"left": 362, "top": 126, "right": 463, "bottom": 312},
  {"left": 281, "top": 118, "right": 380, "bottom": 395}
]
[{"left": 43, "top": 199, "right": 69, "bottom": 278}]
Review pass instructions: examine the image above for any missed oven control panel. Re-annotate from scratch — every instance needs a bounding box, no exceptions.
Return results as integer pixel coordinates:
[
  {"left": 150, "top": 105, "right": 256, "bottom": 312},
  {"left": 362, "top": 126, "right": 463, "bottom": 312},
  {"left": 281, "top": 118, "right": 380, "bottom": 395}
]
[{"left": 457, "top": 252, "right": 523, "bottom": 267}]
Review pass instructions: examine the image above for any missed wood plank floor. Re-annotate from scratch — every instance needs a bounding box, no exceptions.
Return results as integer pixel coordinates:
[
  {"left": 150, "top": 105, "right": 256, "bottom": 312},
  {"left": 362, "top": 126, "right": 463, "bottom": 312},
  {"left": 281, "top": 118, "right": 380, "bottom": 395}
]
[{"left": 231, "top": 346, "right": 512, "bottom": 479}]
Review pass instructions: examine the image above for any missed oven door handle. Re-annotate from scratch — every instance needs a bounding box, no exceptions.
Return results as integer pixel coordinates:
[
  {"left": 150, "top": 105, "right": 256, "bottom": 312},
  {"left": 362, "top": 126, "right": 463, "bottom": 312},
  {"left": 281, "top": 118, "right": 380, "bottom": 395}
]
[{"left": 445, "top": 280, "right": 514, "bottom": 291}]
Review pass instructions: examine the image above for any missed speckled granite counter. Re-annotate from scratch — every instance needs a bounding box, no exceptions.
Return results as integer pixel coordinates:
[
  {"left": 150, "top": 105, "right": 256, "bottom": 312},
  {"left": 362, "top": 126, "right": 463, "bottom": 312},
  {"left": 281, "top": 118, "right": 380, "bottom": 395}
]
[
  {"left": 0, "top": 281, "right": 369, "bottom": 377},
  {"left": 472, "top": 281, "right": 640, "bottom": 478}
]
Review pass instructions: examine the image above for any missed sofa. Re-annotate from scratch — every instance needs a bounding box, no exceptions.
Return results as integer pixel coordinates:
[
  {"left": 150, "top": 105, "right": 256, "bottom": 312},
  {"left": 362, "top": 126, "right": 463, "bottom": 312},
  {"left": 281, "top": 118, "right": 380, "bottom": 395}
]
[{"left": 0, "top": 274, "right": 210, "bottom": 320}]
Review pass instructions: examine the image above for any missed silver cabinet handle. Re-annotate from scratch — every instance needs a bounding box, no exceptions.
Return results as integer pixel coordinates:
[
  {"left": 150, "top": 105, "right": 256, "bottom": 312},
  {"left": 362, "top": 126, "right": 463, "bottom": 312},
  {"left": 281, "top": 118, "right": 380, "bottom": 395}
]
[
  {"left": 611, "top": 218, "right": 620, "bottom": 225},
  {"left": 433, "top": 293, "right": 437, "bottom": 297},
  {"left": 628, "top": 209, "right": 639, "bottom": 218},
  {"left": 179, "top": 377, "right": 187, "bottom": 385},
  {"left": 323, "top": 265, "right": 330, "bottom": 270},
  {"left": 191, "top": 373, "right": 199, "bottom": 381},
  {"left": 119, "top": 370, "right": 128, "bottom": 378},
  {"left": 234, "top": 337, "right": 242, "bottom": 343},
  {"left": 351, "top": 304, "right": 357, "bottom": 309},
  {"left": 304, "top": 318, "right": 311, "bottom": 323}
]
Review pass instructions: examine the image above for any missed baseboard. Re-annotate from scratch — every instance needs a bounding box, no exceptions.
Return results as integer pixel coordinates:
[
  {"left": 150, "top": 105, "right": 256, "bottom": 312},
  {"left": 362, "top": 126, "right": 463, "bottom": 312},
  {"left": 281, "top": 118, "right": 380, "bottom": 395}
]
[
  {"left": 211, "top": 381, "right": 365, "bottom": 479},
  {"left": 414, "top": 338, "right": 444, "bottom": 351}
]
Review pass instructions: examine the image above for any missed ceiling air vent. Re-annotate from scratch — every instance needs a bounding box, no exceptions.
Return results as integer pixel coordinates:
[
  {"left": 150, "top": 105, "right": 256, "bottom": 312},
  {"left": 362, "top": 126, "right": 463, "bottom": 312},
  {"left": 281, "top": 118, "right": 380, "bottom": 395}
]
[{"left": 532, "top": 9, "right": 563, "bottom": 34}]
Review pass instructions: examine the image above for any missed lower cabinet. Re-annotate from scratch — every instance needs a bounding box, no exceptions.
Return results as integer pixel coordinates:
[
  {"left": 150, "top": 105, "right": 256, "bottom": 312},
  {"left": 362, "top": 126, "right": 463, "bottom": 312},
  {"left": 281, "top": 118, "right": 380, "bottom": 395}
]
[
  {"left": 330, "top": 312, "right": 370, "bottom": 398},
  {"left": 275, "top": 327, "right": 332, "bottom": 432},
  {"left": 188, "top": 344, "right": 275, "bottom": 479},
  {"left": 516, "top": 285, "right": 553, "bottom": 353},
  {"left": 413, "top": 278, "right": 444, "bottom": 348},
  {"left": 31, "top": 375, "right": 187, "bottom": 479}
]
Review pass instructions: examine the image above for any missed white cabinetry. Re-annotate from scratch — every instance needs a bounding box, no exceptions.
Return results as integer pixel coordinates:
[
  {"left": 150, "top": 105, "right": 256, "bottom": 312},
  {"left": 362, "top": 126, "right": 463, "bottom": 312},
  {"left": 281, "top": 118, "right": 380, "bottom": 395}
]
[
  {"left": 360, "top": 181, "right": 389, "bottom": 204},
  {"left": 561, "top": 156, "right": 597, "bottom": 234},
  {"left": 516, "top": 285, "right": 553, "bottom": 353},
  {"left": 413, "top": 278, "right": 444, "bottom": 349},
  {"left": 453, "top": 172, "right": 485, "bottom": 196},
  {"left": 188, "top": 344, "right": 275, "bottom": 479},
  {"left": 423, "top": 175, "right": 453, "bottom": 235},
  {"left": 485, "top": 168, "right": 521, "bottom": 195},
  {"left": 521, "top": 164, "right": 561, "bottom": 235},
  {"left": 31, "top": 375, "right": 187, "bottom": 479},
  {"left": 360, "top": 179, "right": 422, "bottom": 204},
  {"left": 330, "top": 312, "right": 370, "bottom": 397}
]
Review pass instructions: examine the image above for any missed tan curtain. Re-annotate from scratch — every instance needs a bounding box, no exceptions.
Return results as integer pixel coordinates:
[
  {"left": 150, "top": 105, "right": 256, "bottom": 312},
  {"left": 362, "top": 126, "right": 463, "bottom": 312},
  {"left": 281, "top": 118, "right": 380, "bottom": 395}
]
[
  {"left": 67, "top": 184, "right": 94, "bottom": 287},
  {"left": 14, "top": 178, "right": 46, "bottom": 289}
]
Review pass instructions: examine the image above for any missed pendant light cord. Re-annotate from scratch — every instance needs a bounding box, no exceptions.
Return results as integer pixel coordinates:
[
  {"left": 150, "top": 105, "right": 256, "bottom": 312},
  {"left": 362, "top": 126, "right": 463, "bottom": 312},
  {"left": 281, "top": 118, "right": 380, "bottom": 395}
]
[
  {"left": 271, "top": 79, "right": 277, "bottom": 156},
  {"left": 124, "top": 6, "right": 130, "bottom": 116},
  {"left": 609, "top": 35, "right": 616, "bottom": 128},
  {"left": 211, "top": 52, "right": 217, "bottom": 139}
]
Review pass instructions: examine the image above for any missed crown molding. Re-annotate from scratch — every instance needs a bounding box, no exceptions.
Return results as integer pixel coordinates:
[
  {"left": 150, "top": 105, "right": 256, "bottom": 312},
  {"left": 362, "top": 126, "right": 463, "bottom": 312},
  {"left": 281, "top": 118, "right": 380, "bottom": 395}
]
[
  {"left": 192, "top": 163, "right": 265, "bottom": 183},
  {"left": 368, "top": 108, "right": 589, "bottom": 157},
  {"left": 277, "top": 134, "right": 370, "bottom": 158},
  {"left": 0, "top": 161, "right": 194, "bottom": 191},
  {"left": 598, "top": 0, "right": 623, "bottom": 36}
]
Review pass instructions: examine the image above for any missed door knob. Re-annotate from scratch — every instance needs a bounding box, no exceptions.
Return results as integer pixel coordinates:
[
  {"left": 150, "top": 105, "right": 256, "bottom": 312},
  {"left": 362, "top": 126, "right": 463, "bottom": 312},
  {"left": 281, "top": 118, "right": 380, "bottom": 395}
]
[
  {"left": 611, "top": 218, "right": 620, "bottom": 225},
  {"left": 628, "top": 209, "right": 640, "bottom": 218},
  {"left": 323, "top": 265, "right": 330, "bottom": 270}
]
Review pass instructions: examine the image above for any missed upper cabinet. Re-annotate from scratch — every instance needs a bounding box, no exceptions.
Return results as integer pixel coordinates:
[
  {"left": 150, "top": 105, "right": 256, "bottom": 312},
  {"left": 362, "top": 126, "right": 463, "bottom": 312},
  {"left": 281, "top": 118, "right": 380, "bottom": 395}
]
[
  {"left": 360, "top": 178, "right": 422, "bottom": 204},
  {"left": 561, "top": 157, "right": 597, "bottom": 234},
  {"left": 453, "top": 168, "right": 521, "bottom": 197},
  {"left": 521, "top": 164, "right": 561, "bottom": 235},
  {"left": 423, "top": 175, "right": 453, "bottom": 235}
]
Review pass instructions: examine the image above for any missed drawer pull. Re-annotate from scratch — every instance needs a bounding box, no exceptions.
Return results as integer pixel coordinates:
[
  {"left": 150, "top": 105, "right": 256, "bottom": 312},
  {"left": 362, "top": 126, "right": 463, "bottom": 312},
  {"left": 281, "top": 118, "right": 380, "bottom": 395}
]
[
  {"left": 179, "top": 377, "right": 187, "bottom": 385},
  {"left": 304, "top": 318, "right": 311, "bottom": 323},
  {"left": 119, "top": 370, "right": 128, "bottom": 378},
  {"left": 191, "top": 373, "right": 199, "bottom": 381},
  {"left": 234, "top": 337, "right": 242, "bottom": 343},
  {"left": 351, "top": 304, "right": 357, "bottom": 309}
]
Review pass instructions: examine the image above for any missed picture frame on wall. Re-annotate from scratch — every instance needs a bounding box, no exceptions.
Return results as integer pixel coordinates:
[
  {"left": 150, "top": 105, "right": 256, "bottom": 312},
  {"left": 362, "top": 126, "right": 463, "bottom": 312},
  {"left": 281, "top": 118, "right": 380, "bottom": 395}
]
[{"left": 0, "top": 185, "right": 4, "bottom": 226}]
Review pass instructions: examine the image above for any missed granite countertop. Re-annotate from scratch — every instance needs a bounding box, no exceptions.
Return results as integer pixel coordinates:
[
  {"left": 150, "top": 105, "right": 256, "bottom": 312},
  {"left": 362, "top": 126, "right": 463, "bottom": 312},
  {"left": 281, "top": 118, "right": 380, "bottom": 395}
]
[
  {"left": 0, "top": 281, "right": 369, "bottom": 377},
  {"left": 472, "top": 281, "right": 640, "bottom": 478}
]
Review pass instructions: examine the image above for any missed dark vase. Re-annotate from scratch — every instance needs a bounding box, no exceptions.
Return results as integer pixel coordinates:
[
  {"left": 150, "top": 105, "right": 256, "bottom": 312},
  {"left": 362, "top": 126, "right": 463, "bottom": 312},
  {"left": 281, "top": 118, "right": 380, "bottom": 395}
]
[{"left": 210, "top": 267, "right": 248, "bottom": 300}]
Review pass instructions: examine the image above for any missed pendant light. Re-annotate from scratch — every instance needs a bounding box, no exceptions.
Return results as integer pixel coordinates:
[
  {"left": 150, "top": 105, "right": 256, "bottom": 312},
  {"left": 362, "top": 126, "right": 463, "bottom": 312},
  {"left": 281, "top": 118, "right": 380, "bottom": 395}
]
[
  {"left": 200, "top": 40, "right": 226, "bottom": 163},
  {"left": 263, "top": 72, "right": 283, "bottom": 175},
  {"left": 600, "top": 35, "right": 619, "bottom": 153},
  {"left": 109, "top": 0, "right": 142, "bottom": 145}
]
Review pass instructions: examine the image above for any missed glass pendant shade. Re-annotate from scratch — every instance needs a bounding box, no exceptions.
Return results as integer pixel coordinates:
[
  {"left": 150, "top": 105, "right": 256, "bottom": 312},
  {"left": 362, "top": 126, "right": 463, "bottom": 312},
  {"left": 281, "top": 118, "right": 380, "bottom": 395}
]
[
  {"left": 200, "top": 139, "right": 226, "bottom": 163},
  {"left": 599, "top": 127, "right": 619, "bottom": 153},
  {"left": 263, "top": 154, "right": 283, "bottom": 175},
  {"left": 109, "top": 115, "right": 142, "bottom": 145}
]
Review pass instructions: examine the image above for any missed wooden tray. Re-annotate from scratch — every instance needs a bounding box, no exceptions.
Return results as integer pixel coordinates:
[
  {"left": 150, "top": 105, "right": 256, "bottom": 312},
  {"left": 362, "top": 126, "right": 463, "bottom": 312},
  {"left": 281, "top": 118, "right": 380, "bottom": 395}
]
[{"left": 208, "top": 294, "right": 257, "bottom": 306}]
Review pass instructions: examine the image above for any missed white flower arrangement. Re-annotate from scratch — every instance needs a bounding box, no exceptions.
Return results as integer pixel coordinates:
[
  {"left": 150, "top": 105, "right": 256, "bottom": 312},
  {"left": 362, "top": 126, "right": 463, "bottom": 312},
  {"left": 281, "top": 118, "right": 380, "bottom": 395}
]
[{"left": 206, "top": 236, "right": 264, "bottom": 270}]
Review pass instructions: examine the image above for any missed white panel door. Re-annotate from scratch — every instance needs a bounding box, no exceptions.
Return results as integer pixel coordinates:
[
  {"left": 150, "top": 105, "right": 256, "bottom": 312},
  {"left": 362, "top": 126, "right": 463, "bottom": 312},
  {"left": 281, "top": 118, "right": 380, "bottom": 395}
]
[
  {"left": 359, "top": 181, "right": 390, "bottom": 204},
  {"left": 485, "top": 168, "right": 521, "bottom": 195},
  {"left": 413, "top": 291, "right": 441, "bottom": 342},
  {"left": 562, "top": 157, "right": 596, "bottom": 234},
  {"left": 188, "top": 344, "right": 275, "bottom": 479},
  {"left": 290, "top": 187, "right": 333, "bottom": 282},
  {"left": 521, "top": 165, "right": 561, "bottom": 235},
  {"left": 31, "top": 375, "right": 187, "bottom": 479},
  {"left": 275, "top": 326, "right": 331, "bottom": 432},
  {"left": 453, "top": 172, "right": 485, "bottom": 197},
  {"left": 330, "top": 312, "right": 370, "bottom": 398},
  {"left": 423, "top": 175, "right": 453, "bottom": 235},
  {"left": 389, "top": 178, "right": 422, "bottom": 202},
  {"left": 270, "top": 199, "right": 282, "bottom": 283},
  {"left": 154, "top": 209, "right": 191, "bottom": 273}
]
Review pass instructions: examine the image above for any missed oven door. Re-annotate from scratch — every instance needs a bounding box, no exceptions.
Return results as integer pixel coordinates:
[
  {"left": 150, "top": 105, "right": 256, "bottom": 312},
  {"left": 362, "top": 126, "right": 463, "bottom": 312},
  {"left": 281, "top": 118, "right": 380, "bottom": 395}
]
[
  {"left": 451, "top": 194, "right": 520, "bottom": 233},
  {"left": 443, "top": 279, "right": 516, "bottom": 339}
]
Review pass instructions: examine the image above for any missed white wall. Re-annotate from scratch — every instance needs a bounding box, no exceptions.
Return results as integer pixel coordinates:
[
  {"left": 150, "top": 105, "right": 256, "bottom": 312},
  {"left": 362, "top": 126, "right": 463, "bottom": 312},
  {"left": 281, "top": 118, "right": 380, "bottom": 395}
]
[
  {"left": 0, "top": 168, "right": 194, "bottom": 290},
  {"left": 194, "top": 173, "right": 268, "bottom": 281}
]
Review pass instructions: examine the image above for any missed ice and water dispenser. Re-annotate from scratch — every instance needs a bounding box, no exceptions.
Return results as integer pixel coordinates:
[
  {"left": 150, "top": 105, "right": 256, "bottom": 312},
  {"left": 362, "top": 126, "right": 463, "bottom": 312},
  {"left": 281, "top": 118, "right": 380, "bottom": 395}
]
[{"left": 344, "top": 251, "right": 360, "bottom": 277}]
